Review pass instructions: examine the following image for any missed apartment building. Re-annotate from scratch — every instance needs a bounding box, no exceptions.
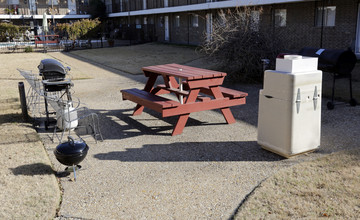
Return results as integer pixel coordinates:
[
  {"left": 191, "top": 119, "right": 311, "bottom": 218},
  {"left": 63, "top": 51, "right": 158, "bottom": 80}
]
[
  {"left": 107, "top": 0, "right": 360, "bottom": 54},
  {"left": 0, "top": 0, "right": 90, "bottom": 26},
  {"left": 1, "top": 0, "right": 360, "bottom": 56}
]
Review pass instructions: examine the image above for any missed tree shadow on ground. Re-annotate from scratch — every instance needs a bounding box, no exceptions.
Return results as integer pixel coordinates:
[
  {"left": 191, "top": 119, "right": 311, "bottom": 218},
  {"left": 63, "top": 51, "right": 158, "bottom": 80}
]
[
  {"left": 10, "top": 163, "right": 55, "bottom": 176},
  {"left": 94, "top": 141, "right": 283, "bottom": 162}
]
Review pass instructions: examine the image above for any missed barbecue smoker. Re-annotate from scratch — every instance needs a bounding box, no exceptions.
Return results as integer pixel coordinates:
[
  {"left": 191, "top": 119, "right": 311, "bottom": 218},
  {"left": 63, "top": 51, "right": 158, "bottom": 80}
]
[
  {"left": 38, "top": 59, "right": 73, "bottom": 129},
  {"left": 298, "top": 47, "right": 357, "bottom": 110}
]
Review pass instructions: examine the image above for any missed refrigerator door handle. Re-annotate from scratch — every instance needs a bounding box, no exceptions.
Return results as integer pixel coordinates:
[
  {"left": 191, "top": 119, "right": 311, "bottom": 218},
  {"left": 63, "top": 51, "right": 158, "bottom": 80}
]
[
  {"left": 296, "top": 88, "right": 301, "bottom": 114},
  {"left": 313, "top": 86, "right": 319, "bottom": 111}
]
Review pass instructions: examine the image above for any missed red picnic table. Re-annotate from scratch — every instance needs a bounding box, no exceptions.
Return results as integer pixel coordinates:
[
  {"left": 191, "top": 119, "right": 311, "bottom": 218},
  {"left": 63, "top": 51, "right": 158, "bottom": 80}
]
[{"left": 121, "top": 63, "right": 248, "bottom": 135}]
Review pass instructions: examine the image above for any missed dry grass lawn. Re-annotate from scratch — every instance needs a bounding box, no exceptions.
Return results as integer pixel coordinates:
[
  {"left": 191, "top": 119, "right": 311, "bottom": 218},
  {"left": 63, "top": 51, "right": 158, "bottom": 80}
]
[
  {"left": 235, "top": 148, "right": 360, "bottom": 219},
  {"left": 70, "top": 42, "right": 205, "bottom": 74},
  {"left": 0, "top": 53, "right": 61, "bottom": 219}
]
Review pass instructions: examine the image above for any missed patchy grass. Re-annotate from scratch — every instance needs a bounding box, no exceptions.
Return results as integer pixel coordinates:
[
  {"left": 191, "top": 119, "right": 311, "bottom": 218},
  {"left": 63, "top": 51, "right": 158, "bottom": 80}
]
[
  {"left": 0, "top": 59, "right": 61, "bottom": 219},
  {"left": 0, "top": 52, "right": 91, "bottom": 81},
  {"left": 70, "top": 42, "right": 206, "bottom": 74},
  {"left": 235, "top": 148, "right": 360, "bottom": 219}
]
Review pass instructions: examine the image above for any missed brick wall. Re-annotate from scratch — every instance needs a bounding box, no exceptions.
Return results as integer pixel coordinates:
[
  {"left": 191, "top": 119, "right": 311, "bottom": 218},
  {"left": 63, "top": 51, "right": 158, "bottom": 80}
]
[{"left": 261, "top": 0, "right": 358, "bottom": 51}]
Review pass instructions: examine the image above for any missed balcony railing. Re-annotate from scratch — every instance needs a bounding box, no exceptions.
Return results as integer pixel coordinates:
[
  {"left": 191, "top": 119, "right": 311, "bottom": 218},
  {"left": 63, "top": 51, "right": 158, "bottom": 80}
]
[
  {"left": 0, "top": 3, "right": 89, "bottom": 16},
  {"left": 1, "top": 0, "right": 228, "bottom": 16},
  {"left": 111, "top": 0, "right": 228, "bottom": 13}
]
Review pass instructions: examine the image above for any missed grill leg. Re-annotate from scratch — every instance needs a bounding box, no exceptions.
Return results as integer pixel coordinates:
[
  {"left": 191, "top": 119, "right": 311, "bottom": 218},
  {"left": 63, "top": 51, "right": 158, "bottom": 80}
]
[
  {"left": 327, "top": 73, "right": 336, "bottom": 110},
  {"left": 349, "top": 74, "right": 357, "bottom": 106},
  {"left": 349, "top": 74, "right": 353, "bottom": 100},
  {"left": 331, "top": 73, "right": 336, "bottom": 104},
  {"left": 44, "top": 94, "right": 49, "bottom": 130}
]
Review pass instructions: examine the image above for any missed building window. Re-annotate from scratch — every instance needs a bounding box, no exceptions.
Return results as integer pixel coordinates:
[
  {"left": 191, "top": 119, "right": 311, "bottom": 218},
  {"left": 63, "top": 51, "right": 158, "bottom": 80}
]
[
  {"left": 192, "top": 14, "right": 199, "bottom": 27},
  {"left": 143, "top": 0, "right": 146, "bottom": 10},
  {"left": 275, "top": 9, "right": 286, "bottom": 27},
  {"left": 7, "top": 0, "right": 19, "bottom": 4},
  {"left": 175, "top": 15, "right": 180, "bottom": 27},
  {"left": 105, "top": 0, "right": 112, "bottom": 13},
  {"left": 47, "top": 0, "right": 58, "bottom": 5},
  {"left": 316, "top": 6, "right": 336, "bottom": 27}
]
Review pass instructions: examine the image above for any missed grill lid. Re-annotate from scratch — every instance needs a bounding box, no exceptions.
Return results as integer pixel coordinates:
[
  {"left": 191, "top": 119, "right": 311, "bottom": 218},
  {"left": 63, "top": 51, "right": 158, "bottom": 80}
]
[
  {"left": 38, "top": 59, "right": 68, "bottom": 75},
  {"left": 298, "top": 47, "right": 357, "bottom": 75},
  {"left": 55, "top": 136, "right": 88, "bottom": 156}
]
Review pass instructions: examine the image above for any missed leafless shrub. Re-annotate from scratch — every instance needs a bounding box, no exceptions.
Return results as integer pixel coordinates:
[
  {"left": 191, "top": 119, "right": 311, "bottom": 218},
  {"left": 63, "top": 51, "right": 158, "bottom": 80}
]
[{"left": 201, "top": 7, "right": 286, "bottom": 83}]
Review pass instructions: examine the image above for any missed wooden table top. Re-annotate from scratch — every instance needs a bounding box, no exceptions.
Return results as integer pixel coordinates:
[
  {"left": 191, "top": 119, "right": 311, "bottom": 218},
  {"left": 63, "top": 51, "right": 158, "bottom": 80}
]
[{"left": 142, "top": 63, "right": 227, "bottom": 80}]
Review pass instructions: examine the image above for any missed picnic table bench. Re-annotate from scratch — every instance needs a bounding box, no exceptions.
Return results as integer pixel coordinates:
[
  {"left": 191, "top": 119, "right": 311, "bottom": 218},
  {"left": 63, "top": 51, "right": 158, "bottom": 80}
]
[{"left": 121, "top": 63, "right": 248, "bottom": 135}]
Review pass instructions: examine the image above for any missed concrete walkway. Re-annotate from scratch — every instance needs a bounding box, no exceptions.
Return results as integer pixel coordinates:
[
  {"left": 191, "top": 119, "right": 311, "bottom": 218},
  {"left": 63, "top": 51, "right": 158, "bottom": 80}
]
[{"left": 30, "top": 51, "right": 360, "bottom": 219}]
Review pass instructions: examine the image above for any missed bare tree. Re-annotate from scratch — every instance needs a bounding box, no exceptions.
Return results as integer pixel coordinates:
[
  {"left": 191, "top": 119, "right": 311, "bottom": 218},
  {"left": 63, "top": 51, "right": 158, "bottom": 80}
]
[{"left": 201, "top": 7, "right": 285, "bottom": 83}]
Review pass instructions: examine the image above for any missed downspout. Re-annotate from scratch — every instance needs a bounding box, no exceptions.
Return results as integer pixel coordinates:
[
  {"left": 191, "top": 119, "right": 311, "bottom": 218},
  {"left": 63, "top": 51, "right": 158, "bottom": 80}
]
[
  {"left": 127, "top": 0, "right": 130, "bottom": 24},
  {"left": 271, "top": 4, "right": 275, "bottom": 35},
  {"left": 187, "top": 0, "right": 189, "bottom": 44},
  {"left": 320, "top": 0, "right": 325, "bottom": 48},
  {"left": 188, "top": 13, "right": 190, "bottom": 45},
  {"left": 128, "top": 0, "right": 131, "bottom": 45}
]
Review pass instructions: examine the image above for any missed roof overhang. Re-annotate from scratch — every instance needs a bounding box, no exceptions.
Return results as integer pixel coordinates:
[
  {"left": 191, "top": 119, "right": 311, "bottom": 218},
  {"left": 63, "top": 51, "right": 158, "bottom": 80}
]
[
  {"left": 0, "top": 14, "right": 91, "bottom": 20},
  {"left": 109, "top": 0, "right": 316, "bottom": 17}
]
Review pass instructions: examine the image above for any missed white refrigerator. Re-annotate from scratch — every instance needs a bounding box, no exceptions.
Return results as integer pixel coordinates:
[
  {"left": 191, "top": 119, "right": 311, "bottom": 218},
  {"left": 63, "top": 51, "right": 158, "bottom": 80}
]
[{"left": 257, "top": 55, "right": 322, "bottom": 158}]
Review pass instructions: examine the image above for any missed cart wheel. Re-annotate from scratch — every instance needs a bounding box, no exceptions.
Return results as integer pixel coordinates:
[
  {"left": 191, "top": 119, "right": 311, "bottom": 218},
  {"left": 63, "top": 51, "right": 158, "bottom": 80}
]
[
  {"left": 350, "top": 98, "right": 357, "bottom": 107},
  {"left": 327, "top": 102, "right": 335, "bottom": 110}
]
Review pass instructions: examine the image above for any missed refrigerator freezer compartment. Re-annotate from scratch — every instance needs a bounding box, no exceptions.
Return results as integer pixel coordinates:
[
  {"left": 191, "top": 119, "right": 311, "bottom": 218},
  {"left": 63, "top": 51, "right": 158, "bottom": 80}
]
[
  {"left": 262, "top": 70, "right": 322, "bottom": 102},
  {"left": 276, "top": 56, "right": 318, "bottom": 73}
]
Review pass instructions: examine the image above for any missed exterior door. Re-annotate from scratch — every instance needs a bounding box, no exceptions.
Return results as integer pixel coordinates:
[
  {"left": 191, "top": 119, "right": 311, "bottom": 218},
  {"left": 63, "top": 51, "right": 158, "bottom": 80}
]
[
  {"left": 165, "top": 16, "right": 169, "bottom": 41},
  {"left": 206, "top": 13, "right": 213, "bottom": 41}
]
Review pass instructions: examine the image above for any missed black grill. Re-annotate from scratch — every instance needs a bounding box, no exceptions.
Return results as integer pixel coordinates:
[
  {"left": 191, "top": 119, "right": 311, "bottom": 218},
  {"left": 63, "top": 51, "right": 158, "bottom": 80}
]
[
  {"left": 38, "top": 59, "right": 73, "bottom": 129},
  {"left": 38, "top": 59, "right": 68, "bottom": 81},
  {"left": 298, "top": 47, "right": 358, "bottom": 109}
]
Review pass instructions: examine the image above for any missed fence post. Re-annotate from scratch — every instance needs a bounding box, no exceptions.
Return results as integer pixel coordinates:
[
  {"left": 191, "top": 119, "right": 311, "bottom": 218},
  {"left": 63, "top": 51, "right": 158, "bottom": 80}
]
[{"left": 18, "top": 82, "right": 29, "bottom": 121}]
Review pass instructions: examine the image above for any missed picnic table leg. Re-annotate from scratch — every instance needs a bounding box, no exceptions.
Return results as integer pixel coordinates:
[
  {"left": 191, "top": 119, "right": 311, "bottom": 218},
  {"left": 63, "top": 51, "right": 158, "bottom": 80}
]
[
  {"left": 172, "top": 114, "right": 190, "bottom": 136},
  {"left": 220, "top": 108, "right": 236, "bottom": 124},
  {"left": 210, "top": 86, "right": 236, "bottom": 124},
  {"left": 144, "top": 74, "right": 158, "bottom": 92},
  {"left": 132, "top": 74, "right": 158, "bottom": 116},
  {"left": 171, "top": 89, "right": 200, "bottom": 135},
  {"left": 132, "top": 104, "right": 145, "bottom": 116}
]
